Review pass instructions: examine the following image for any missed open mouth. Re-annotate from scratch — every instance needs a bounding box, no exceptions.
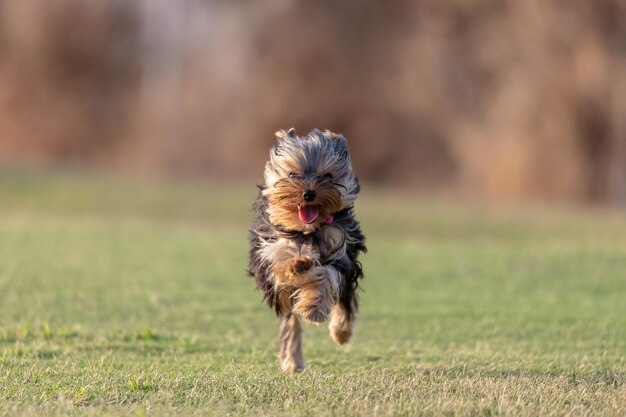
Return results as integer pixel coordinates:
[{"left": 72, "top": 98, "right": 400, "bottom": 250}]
[{"left": 298, "top": 204, "right": 320, "bottom": 224}]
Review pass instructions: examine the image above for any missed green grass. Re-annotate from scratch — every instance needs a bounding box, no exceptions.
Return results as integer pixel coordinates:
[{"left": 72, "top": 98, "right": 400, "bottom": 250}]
[{"left": 0, "top": 170, "right": 625, "bottom": 416}]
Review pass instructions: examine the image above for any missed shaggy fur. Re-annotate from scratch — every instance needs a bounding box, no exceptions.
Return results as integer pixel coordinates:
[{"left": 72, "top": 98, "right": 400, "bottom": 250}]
[{"left": 248, "top": 128, "right": 366, "bottom": 372}]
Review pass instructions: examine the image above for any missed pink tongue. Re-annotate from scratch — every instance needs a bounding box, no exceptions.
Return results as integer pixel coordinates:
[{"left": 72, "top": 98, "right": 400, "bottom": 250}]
[{"left": 298, "top": 205, "right": 320, "bottom": 223}]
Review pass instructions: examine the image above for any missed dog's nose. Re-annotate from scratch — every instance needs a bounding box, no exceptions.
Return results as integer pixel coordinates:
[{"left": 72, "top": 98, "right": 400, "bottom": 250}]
[{"left": 302, "top": 190, "right": 317, "bottom": 202}]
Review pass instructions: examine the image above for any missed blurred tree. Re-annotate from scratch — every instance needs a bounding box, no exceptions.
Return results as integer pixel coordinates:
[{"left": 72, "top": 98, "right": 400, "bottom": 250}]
[{"left": 0, "top": 0, "right": 624, "bottom": 204}]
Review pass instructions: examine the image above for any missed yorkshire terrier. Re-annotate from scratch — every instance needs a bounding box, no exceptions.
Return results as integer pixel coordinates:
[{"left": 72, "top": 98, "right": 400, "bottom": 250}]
[{"left": 248, "top": 128, "right": 366, "bottom": 372}]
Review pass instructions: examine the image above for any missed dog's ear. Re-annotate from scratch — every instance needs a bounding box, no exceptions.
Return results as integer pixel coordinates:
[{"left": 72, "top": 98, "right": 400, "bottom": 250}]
[{"left": 274, "top": 128, "right": 297, "bottom": 142}]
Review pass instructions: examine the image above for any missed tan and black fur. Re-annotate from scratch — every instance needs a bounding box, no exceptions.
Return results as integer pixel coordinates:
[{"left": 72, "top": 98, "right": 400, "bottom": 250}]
[{"left": 248, "top": 128, "right": 366, "bottom": 372}]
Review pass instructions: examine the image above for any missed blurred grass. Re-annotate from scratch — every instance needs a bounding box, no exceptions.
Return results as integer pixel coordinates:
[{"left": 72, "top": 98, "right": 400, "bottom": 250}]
[{"left": 0, "top": 170, "right": 625, "bottom": 416}]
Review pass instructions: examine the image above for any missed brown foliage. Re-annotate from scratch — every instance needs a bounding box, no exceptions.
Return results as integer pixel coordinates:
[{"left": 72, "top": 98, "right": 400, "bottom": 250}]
[{"left": 0, "top": 0, "right": 624, "bottom": 202}]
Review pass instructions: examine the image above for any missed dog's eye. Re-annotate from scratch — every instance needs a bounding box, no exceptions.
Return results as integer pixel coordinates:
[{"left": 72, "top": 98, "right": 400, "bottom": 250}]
[
  {"left": 322, "top": 173, "right": 333, "bottom": 180},
  {"left": 288, "top": 172, "right": 301, "bottom": 179}
]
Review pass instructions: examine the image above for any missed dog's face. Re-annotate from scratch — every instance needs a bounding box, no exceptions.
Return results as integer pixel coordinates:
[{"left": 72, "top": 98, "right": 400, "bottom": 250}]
[{"left": 262, "top": 129, "right": 360, "bottom": 234}]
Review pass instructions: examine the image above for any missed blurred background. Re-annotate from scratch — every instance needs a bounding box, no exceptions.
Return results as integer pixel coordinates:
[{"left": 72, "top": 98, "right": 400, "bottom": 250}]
[{"left": 0, "top": 0, "right": 625, "bottom": 204}]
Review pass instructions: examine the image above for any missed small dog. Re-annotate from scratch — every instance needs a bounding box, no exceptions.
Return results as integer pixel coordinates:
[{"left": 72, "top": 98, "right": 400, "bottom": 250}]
[{"left": 248, "top": 128, "right": 366, "bottom": 372}]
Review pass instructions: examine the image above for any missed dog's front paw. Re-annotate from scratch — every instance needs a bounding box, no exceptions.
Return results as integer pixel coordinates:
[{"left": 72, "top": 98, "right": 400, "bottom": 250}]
[
  {"left": 301, "top": 305, "right": 331, "bottom": 324},
  {"left": 290, "top": 257, "right": 313, "bottom": 276},
  {"left": 294, "top": 289, "right": 333, "bottom": 324}
]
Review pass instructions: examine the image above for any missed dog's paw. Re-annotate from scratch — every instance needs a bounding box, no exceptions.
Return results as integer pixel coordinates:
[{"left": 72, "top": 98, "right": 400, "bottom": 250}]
[
  {"left": 280, "top": 357, "right": 305, "bottom": 373},
  {"left": 302, "top": 307, "right": 329, "bottom": 324},
  {"left": 295, "top": 297, "right": 332, "bottom": 324},
  {"left": 329, "top": 322, "right": 352, "bottom": 345},
  {"left": 329, "top": 305, "right": 353, "bottom": 345},
  {"left": 290, "top": 257, "right": 313, "bottom": 275}
]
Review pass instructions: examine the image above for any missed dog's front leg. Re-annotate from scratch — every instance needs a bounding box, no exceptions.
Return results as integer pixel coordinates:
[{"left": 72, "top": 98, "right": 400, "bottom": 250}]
[
  {"left": 292, "top": 265, "right": 340, "bottom": 324},
  {"left": 266, "top": 238, "right": 338, "bottom": 322},
  {"left": 267, "top": 239, "right": 317, "bottom": 287},
  {"left": 265, "top": 239, "right": 320, "bottom": 316}
]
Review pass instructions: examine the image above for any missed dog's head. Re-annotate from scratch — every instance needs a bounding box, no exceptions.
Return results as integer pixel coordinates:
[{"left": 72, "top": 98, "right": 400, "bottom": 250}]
[{"left": 262, "top": 128, "right": 360, "bottom": 234}]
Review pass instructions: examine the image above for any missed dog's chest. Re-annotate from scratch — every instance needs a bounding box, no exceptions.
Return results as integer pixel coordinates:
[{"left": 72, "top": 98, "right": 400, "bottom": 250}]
[{"left": 314, "top": 225, "right": 346, "bottom": 263}]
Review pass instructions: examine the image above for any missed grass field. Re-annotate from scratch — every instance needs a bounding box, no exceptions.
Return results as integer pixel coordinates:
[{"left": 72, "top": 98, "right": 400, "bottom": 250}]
[{"left": 0, "top": 171, "right": 625, "bottom": 416}]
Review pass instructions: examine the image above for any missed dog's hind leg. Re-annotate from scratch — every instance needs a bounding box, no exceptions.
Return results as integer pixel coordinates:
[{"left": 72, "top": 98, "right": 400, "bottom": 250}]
[
  {"left": 329, "top": 303, "right": 353, "bottom": 345},
  {"left": 278, "top": 313, "right": 305, "bottom": 372}
]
